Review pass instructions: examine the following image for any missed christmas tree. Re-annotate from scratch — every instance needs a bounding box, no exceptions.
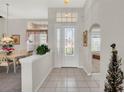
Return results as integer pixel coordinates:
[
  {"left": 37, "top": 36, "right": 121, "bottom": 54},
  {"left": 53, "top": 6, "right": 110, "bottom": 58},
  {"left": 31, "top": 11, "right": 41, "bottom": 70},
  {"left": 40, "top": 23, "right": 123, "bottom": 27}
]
[{"left": 104, "top": 43, "right": 124, "bottom": 92}]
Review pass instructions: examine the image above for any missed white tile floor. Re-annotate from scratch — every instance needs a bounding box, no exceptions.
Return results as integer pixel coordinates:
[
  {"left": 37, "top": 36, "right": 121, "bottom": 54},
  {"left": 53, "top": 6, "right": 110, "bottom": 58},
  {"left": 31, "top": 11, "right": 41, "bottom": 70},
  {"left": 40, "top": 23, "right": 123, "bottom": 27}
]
[{"left": 38, "top": 68, "right": 100, "bottom": 92}]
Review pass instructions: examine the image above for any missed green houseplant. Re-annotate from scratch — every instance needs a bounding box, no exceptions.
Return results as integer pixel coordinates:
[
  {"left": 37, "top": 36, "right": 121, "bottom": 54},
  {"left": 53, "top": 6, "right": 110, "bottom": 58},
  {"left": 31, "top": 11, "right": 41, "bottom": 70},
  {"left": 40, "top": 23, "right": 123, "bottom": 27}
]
[{"left": 36, "top": 44, "right": 50, "bottom": 55}]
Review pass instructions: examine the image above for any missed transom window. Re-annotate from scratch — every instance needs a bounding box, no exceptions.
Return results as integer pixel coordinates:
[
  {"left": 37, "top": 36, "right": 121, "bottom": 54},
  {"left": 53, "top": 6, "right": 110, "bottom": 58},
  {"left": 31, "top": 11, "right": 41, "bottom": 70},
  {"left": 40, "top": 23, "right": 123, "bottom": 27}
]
[{"left": 56, "top": 12, "right": 77, "bottom": 23}]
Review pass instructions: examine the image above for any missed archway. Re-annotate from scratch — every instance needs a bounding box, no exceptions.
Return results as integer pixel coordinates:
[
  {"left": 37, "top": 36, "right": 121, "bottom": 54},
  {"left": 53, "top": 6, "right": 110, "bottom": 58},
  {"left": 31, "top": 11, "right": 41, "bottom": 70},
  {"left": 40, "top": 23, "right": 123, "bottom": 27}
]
[{"left": 89, "top": 23, "right": 101, "bottom": 73}]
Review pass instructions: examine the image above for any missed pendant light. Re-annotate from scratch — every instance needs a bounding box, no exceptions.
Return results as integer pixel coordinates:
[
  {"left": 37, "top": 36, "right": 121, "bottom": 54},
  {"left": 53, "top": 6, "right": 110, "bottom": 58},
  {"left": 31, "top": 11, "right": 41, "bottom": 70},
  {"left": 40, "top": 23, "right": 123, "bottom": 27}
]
[{"left": 1, "top": 3, "right": 13, "bottom": 43}]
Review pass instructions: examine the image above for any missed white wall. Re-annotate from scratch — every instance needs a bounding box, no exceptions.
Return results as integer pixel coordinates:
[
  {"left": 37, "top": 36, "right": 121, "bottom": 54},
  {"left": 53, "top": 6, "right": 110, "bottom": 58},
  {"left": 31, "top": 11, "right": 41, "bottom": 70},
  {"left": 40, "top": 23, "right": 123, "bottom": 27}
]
[
  {"left": 81, "top": 0, "right": 124, "bottom": 91},
  {"left": 8, "top": 19, "right": 27, "bottom": 50},
  {"left": 20, "top": 52, "right": 53, "bottom": 92},
  {"left": 99, "top": 0, "right": 124, "bottom": 90},
  {"left": 0, "top": 18, "right": 5, "bottom": 34},
  {"left": 1, "top": 19, "right": 47, "bottom": 50},
  {"left": 79, "top": 0, "right": 100, "bottom": 75}
]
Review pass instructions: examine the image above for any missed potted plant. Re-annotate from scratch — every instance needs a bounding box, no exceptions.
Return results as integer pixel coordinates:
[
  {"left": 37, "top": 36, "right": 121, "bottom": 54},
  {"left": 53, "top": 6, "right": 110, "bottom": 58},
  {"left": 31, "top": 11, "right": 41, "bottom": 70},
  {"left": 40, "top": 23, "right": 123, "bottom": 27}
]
[{"left": 36, "top": 44, "right": 50, "bottom": 55}]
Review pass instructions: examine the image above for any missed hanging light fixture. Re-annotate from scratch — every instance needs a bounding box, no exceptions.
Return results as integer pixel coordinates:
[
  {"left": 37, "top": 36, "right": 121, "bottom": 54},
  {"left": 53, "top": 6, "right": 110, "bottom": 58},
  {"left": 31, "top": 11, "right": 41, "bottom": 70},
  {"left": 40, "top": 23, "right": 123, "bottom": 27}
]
[
  {"left": 1, "top": 3, "right": 13, "bottom": 43},
  {"left": 64, "top": 0, "right": 70, "bottom": 5}
]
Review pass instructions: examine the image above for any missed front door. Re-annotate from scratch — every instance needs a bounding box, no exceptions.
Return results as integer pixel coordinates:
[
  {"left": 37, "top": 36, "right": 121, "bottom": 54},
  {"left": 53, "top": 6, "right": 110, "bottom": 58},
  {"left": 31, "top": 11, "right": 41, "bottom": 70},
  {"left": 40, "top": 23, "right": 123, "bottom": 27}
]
[{"left": 55, "top": 26, "right": 79, "bottom": 67}]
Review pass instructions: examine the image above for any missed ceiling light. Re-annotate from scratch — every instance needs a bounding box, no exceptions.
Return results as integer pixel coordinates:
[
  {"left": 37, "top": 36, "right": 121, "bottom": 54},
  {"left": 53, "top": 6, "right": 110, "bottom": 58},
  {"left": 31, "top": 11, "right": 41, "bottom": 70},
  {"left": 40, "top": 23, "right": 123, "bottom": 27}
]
[
  {"left": 64, "top": 0, "right": 70, "bottom": 5},
  {"left": 1, "top": 37, "right": 13, "bottom": 43},
  {"left": 1, "top": 3, "right": 13, "bottom": 43}
]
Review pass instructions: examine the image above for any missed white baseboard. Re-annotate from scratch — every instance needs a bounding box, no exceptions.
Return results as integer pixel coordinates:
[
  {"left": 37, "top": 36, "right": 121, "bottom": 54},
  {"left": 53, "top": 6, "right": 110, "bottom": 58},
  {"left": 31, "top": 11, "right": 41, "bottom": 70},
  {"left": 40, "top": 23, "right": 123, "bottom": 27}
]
[
  {"left": 35, "top": 67, "right": 53, "bottom": 92},
  {"left": 78, "top": 66, "right": 91, "bottom": 76}
]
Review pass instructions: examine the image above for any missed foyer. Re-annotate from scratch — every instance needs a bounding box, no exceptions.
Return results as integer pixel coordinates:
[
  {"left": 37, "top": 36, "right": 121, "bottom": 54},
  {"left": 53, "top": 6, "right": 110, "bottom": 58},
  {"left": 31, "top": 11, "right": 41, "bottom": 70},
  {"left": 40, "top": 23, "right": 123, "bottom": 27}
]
[{"left": 0, "top": 0, "right": 124, "bottom": 92}]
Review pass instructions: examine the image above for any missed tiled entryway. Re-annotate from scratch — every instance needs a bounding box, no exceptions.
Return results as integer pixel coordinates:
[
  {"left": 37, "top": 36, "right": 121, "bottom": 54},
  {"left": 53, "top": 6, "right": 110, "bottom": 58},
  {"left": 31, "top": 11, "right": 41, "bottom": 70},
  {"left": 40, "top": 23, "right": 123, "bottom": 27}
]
[{"left": 38, "top": 68, "right": 100, "bottom": 92}]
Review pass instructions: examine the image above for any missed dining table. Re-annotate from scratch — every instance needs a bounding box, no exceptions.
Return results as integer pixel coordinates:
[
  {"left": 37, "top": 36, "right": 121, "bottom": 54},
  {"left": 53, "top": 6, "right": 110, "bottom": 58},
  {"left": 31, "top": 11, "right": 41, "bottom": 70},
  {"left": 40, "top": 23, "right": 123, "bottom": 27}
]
[{"left": 0, "top": 50, "right": 31, "bottom": 73}]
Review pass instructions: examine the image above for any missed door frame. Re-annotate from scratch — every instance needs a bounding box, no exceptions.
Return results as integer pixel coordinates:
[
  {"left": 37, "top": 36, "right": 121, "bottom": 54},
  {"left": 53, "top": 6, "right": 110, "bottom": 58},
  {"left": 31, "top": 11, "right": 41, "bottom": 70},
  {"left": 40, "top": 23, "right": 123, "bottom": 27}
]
[{"left": 54, "top": 25, "right": 79, "bottom": 68}]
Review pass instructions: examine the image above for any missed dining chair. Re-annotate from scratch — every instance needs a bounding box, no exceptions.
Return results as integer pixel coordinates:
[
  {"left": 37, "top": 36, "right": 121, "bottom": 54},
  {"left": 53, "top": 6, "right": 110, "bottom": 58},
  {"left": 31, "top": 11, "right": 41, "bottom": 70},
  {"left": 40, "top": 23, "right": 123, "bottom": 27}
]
[{"left": 0, "top": 53, "right": 14, "bottom": 73}]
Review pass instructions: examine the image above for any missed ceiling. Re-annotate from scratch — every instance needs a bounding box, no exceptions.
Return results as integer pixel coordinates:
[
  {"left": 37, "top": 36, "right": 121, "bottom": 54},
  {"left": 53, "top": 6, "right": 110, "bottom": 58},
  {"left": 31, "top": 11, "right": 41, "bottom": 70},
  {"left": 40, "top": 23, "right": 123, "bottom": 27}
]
[{"left": 0, "top": 0, "right": 86, "bottom": 19}]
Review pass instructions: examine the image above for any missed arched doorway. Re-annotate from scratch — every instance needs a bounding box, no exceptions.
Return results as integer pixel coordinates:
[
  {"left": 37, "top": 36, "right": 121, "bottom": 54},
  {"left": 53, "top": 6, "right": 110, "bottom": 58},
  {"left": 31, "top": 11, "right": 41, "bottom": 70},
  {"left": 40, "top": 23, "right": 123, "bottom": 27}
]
[{"left": 89, "top": 24, "right": 101, "bottom": 73}]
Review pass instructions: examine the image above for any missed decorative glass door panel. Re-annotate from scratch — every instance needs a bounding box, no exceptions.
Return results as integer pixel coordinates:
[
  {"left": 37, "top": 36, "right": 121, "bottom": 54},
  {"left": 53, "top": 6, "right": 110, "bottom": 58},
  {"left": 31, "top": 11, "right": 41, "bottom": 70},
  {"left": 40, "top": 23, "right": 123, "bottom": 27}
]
[{"left": 65, "top": 28, "right": 75, "bottom": 56}]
